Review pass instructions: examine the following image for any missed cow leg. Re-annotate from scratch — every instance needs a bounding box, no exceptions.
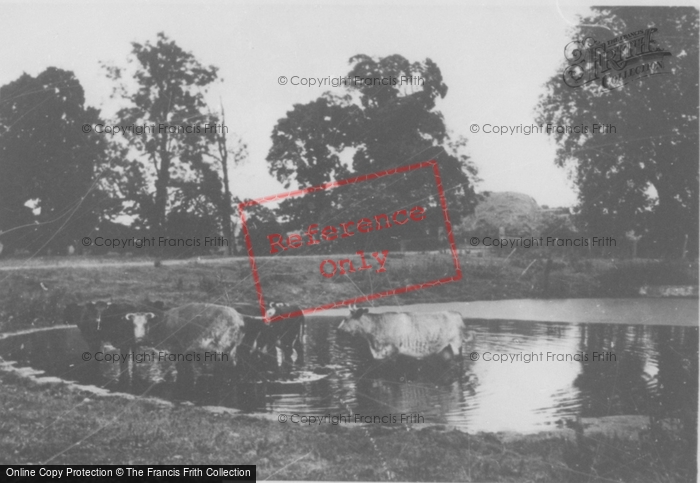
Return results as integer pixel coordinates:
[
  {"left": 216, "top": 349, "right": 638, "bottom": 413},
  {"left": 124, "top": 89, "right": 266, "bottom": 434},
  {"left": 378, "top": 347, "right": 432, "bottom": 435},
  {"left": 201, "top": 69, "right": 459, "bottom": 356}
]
[
  {"left": 278, "top": 346, "right": 293, "bottom": 379},
  {"left": 259, "top": 339, "right": 279, "bottom": 373},
  {"left": 281, "top": 340, "right": 294, "bottom": 366},
  {"left": 294, "top": 324, "right": 305, "bottom": 366},
  {"left": 118, "top": 348, "right": 131, "bottom": 388},
  {"left": 118, "top": 359, "right": 130, "bottom": 387},
  {"left": 277, "top": 329, "right": 295, "bottom": 374},
  {"left": 293, "top": 339, "right": 304, "bottom": 366},
  {"left": 279, "top": 343, "right": 293, "bottom": 374}
]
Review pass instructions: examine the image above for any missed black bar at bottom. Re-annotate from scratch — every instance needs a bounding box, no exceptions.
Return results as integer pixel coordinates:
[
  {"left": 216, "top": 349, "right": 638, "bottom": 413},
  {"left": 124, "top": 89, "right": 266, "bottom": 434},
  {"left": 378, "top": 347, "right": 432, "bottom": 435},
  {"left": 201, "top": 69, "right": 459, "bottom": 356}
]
[{"left": 2, "top": 465, "right": 255, "bottom": 481}]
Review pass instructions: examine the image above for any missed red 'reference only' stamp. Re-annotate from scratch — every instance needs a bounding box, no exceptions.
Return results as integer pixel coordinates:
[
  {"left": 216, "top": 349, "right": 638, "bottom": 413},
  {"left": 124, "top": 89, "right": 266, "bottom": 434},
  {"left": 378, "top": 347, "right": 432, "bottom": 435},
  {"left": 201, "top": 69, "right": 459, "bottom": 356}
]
[{"left": 239, "top": 160, "right": 462, "bottom": 322}]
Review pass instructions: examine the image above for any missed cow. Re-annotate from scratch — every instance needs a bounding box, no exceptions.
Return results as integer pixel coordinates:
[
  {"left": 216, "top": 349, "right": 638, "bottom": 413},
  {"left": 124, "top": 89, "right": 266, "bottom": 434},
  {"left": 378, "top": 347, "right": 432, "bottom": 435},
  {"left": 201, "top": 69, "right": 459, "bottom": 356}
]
[
  {"left": 228, "top": 303, "right": 271, "bottom": 365},
  {"left": 66, "top": 300, "right": 168, "bottom": 384},
  {"left": 100, "top": 301, "right": 168, "bottom": 353},
  {"left": 228, "top": 302, "right": 305, "bottom": 371},
  {"left": 143, "top": 303, "right": 248, "bottom": 391},
  {"left": 65, "top": 301, "right": 111, "bottom": 353},
  {"left": 337, "top": 305, "right": 464, "bottom": 360},
  {"left": 265, "top": 301, "right": 305, "bottom": 368}
]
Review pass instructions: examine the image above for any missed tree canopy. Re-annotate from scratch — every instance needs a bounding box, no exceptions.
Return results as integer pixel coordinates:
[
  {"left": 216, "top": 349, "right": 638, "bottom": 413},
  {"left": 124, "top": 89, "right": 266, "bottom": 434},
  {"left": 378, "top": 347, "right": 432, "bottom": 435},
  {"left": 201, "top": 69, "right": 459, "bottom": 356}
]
[
  {"left": 267, "top": 54, "right": 478, "bottom": 238},
  {"left": 0, "top": 67, "right": 105, "bottom": 254},
  {"left": 105, "top": 32, "right": 221, "bottom": 232},
  {"left": 536, "top": 7, "right": 699, "bottom": 257}
]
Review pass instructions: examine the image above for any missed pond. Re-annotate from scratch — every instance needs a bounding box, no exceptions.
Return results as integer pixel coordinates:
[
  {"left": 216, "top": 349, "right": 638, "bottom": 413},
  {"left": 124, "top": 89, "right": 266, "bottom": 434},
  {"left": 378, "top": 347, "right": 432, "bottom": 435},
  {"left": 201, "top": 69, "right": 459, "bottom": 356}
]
[{"left": 0, "top": 313, "right": 697, "bottom": 433}]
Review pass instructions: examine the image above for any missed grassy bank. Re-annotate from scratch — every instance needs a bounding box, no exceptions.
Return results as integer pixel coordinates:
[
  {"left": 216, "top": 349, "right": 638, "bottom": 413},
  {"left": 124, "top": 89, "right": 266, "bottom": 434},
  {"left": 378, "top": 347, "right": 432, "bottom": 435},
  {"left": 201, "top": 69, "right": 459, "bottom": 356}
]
[
  {"left": 0, "top": 255, "right": 696, "bottom": 480},
  {"left": 0, "top": 371, "right": 694, "bottom": 482},
  {"left": 0, "top": 253, "right": 696, "bottom": 331}
]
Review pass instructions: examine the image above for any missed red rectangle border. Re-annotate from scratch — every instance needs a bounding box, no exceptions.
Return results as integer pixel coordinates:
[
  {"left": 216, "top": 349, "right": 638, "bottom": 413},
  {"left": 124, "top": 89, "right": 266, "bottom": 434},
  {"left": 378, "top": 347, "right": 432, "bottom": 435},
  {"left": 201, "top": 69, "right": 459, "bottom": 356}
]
[{"left": 238, "top": 160, "right": 462, "bottom": 322}]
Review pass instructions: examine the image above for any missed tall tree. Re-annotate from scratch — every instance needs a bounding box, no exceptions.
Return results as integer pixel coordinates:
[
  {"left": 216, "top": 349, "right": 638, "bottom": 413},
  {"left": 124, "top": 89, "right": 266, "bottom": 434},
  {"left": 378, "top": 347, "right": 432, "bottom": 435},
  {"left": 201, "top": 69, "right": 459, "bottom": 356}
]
[
  {"left": 205, "top": 102, "right": 248, "bottom": 255},
  {"left": 0, "top": 68, "right": 105, "bottom": 255},
  {"left": 267, "top": 55, "right": 478, "bottom": 233},
  {"left": 105, "top": 32, "right": 219, "bottom": 230},
  {"left": 536, "top": 7, "right": 699, "bottom": 257}
]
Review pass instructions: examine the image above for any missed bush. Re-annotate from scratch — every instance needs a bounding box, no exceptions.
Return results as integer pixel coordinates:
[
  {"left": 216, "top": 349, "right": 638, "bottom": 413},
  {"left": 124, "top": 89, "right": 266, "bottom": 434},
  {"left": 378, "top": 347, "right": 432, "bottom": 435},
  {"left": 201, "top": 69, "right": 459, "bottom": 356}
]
[{"left": 597, "top": 260, "right": 698, "bottom": 297}]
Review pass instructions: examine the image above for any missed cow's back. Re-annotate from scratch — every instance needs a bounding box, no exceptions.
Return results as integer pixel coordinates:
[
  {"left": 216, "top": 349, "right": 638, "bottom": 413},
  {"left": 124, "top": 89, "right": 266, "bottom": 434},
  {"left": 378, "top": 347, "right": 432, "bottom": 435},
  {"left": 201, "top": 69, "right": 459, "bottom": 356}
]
[
  {"left": 154, "top": 303, "right": 246, "bottom": 354},
  {"left": 369, "top": 311, "right": 463, "bottom": 359}
]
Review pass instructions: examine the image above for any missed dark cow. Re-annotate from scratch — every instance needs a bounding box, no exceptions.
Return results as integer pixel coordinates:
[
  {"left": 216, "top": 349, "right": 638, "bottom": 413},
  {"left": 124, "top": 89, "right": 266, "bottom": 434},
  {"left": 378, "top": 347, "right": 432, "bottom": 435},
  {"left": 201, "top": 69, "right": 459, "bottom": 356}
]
[
  {"left": 229, "top": 303, "right": 272, "bottom": 366},
  {"left": 265, "top": 302, "right": 305, "bottom": 367},
  {"left": 144, "top": 303, "right": 247, "bottom": 390},
  {"left": 230, "top": 301, "right": 305, "bottom": 370},
  {"left": 65, "top": 301, "right": 110, "bottom": 353},
  {"left": 338, "top": 305, "right": 464, "bottom": 360}
]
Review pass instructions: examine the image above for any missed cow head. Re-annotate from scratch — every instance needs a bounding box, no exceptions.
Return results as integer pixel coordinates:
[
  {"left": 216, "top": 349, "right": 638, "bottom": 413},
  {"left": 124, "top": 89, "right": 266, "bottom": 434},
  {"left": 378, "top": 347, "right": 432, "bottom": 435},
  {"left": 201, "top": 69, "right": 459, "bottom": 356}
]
[
  {"left": 338, "top": 304, "right": 370, "bottom": 334},
  {"left": 85, "top": 301, "right": 111, "bottom": 330},
  {"left": 125, "top": 312, "right": 155, "bottom": 343},
  {"left": 265, "top": 301, "right": 294, "bottom": 325},
  {"left": 264, "top": 302, "right": 279, "bottom": 324}
]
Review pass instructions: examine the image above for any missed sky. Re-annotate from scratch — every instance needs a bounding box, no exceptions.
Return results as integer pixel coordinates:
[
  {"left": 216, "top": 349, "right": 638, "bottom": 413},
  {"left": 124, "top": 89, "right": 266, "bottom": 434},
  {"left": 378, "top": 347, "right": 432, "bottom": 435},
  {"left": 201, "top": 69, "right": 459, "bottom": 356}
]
[{"left": 0, "top": 0, "right": 679, "bottom": 209}]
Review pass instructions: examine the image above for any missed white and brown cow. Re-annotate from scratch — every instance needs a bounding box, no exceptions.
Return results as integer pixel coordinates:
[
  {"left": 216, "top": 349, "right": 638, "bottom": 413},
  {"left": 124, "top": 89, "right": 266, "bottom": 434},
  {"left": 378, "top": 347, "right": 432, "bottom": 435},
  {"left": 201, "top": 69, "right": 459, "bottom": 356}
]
[
  {"left": 68, "top": 300, "right": 166, "bottom": 384},
  {"left": 338, "top": 305, "right": 464, "bottom": 360}
]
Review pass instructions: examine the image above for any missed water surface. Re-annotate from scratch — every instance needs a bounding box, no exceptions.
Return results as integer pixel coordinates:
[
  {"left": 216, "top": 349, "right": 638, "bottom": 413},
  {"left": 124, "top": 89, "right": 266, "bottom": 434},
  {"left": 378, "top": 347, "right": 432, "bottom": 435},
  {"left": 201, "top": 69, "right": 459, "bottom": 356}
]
[{"left": 0, "top": 314, "right": 696, "bottom": 433}]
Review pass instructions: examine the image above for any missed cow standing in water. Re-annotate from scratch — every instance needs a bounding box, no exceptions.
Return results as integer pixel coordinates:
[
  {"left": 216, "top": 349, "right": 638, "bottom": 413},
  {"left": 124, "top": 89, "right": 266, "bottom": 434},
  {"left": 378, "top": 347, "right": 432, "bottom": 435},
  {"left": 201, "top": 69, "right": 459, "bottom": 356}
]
[
  {"left": 143, "top": 303, "right": 247, "bottom": 392},
  {"left": 66, "top": 300, "right": 167, "bottom": 385},
  {"left": 101, "top": 301, "right": 166, "bottom": 385},
  {"left": 338, "top": 305, "right": 465, "bottom": 360},
  {"left": 65, "top": 301, "right": 110, "bottom": 353},
  {"left": 232, "top": 301, "right": 305, "bottom": 373},
  {"left": 265, "top": 302, "right": 305, "bottom": 368}
]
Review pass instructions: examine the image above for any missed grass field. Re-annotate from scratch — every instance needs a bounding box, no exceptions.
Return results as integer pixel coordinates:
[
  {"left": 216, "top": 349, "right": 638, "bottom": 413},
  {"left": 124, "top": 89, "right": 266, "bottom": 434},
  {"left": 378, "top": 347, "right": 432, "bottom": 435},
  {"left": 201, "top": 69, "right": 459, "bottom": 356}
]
[
  {"left": 0, "top": 253, "right": 697, "bottom": 480},
  {"left": 0, "top": 253, "right": 696, "bottom": 331}
]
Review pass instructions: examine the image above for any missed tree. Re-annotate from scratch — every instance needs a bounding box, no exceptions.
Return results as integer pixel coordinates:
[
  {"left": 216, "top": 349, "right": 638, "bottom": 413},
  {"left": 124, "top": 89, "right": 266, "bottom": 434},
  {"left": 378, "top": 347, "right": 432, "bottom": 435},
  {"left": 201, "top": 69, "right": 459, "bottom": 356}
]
[
  {"left": 239, "top": 201, "right": 284, "bottom": 257},
  {"left": 205, "top": 101, "right": 248, "bottom": 255},
  {"left": 267, "top": 54, "right": 478, "bottom": 234},
  {"left": 536, "top": 7, "right": 699, "bottom": 257},
  {"left": 0, "top": 68, "right": 105, "bottom": 255},
  {"left": 104, "top": 32, "right": 219, "bottom": 231}
]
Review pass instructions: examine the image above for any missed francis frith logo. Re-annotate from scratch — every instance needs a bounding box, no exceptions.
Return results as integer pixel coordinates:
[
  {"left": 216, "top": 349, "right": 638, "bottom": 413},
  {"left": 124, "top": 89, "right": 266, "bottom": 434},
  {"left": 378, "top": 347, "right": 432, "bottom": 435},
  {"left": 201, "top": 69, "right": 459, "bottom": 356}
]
[{"left": 563, "top": 28, "right": 672, "bottom": 90}]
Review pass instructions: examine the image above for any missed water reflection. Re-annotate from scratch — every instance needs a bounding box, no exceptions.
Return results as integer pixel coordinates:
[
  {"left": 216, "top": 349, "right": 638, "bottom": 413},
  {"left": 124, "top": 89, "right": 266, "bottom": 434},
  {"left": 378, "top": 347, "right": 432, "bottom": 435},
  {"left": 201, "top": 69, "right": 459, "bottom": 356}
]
[{"left": 0, "top": 316, "right": 697, "bottom": 434}]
